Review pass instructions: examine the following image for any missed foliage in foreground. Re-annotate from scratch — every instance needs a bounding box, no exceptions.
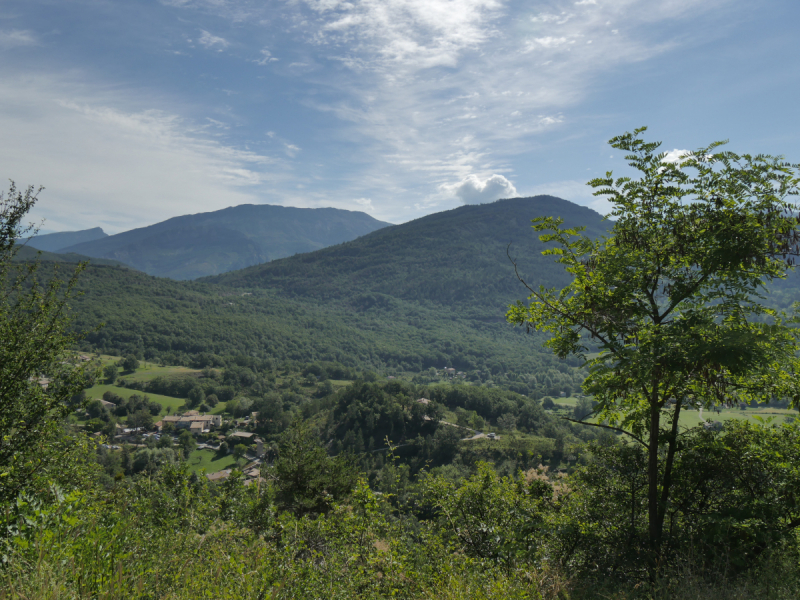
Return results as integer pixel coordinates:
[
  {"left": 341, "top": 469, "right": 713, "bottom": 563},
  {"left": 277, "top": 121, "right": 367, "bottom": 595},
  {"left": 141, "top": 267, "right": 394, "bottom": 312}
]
[
  {"left": 4, "top": 418, "right": 800, "bottom": 599},
  {"left": 508, "top": 128, "right": 800, "bottom": 563}
]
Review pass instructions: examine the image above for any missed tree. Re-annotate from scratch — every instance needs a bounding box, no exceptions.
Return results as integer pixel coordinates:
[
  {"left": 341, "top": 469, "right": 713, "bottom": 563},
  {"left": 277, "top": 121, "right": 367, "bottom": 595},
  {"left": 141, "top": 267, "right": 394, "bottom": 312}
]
[
  {"left": 507, "top": 128, "right": 800, "bottom": 565},
  {"left": 0, "top": 182, "right": 91, "bottom": 503},
  {"left": 103, "top": 363, "right": 118, "bottom": 383},
  {"left": 233, "top": 443, "right": 247, "bottom": 463},
  {"left": 128, "top": 409, "right": 154, "bottom": 432},
  {"left": 177, "top": 429, "right": 196, "bottom": 457},
  {"left": 187, "top": 385, "right": 205, "bottom": 407},
  {"left": 120, "top": 354, "right": 139, "bottom": 372},
  {"left": 270, "top": 421, "right": 358, "bottom": 517}
]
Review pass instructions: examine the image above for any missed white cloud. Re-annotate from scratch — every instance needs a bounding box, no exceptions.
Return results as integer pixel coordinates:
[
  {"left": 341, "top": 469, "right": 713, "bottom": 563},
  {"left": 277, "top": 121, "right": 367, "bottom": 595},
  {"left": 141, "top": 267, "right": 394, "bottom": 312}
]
[
  {"left": 162, "top": 0, "right": 729, "bottom": 217},
  {"left": 305, "top": 0, "right": 503, "bottom": 70},
  {"left": 254, "top": 48, "right": 278, "bottom": 65},
  {"left": 355, "top": 197, "right": 374, "bottom": 211},
  {"left": 0, "top": 30, "right": 37, "bottom": 49},
  {"left": 0, "top": 72, "right": 286, "bottom": 233},
  {"left": 441, "top": 174, "right": 518, "bottom": 205},
  {"left": 661, "top": 148, "right": 690, "bottom": 163},
  {"left": 198, "top": 30, "right": 229, "bottom": 51}
]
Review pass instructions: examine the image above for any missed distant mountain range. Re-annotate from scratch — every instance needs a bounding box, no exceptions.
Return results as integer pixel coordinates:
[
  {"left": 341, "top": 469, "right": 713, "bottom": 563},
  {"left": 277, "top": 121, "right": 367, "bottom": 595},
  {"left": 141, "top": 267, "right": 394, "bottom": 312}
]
[
  {"left": 26, "top": 227, "right": 108, "bottom": 253},
  {"left": 52, "top": 204, "right": 391, "bottom": 280}
]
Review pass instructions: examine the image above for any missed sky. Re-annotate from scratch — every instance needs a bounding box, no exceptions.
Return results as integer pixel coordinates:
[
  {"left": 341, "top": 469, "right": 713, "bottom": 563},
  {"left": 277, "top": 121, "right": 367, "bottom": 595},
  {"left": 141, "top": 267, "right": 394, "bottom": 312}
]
[{"left": 1, "top": 0, "right": 799, "bottom": 234}]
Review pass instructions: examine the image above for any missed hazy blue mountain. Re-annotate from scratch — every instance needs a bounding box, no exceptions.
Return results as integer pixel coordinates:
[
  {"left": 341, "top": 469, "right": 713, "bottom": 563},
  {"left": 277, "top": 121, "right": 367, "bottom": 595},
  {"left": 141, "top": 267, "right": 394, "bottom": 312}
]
[
  {"left": 12, "top": 244, "right": 131, "bottom": 268},
  {"left": 59, "top": 204, "right": 391, "bottom": 280},
  {"left": 26, "top": 227, "right": 107, "bottom": 253}
]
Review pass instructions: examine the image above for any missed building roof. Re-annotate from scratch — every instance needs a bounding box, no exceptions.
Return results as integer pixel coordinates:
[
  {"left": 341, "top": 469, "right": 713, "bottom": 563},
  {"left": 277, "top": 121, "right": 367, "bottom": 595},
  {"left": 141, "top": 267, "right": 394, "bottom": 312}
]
[
  {"left": 206, "top": 470, "right": 231, "bottom": 482},
  {"left": 232, "top": 431, "right": 255, "bottom": 439}
]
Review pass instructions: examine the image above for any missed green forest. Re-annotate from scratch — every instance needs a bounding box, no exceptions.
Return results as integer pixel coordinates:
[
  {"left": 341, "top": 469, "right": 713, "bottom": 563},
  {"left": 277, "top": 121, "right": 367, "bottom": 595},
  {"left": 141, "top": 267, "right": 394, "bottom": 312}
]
[{"left": 5, "top": 132, "right": 800, "bottom": 599}]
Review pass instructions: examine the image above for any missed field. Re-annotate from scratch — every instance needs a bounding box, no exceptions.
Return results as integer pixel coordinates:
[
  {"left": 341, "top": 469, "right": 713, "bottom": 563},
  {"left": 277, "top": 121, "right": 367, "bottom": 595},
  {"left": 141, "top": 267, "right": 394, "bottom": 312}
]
[
  {"left": 84, "top": 383, "right": 187, "bottom": 416},
  {"left": 186, "top": 448, "right": 238, "bottom": 474}
]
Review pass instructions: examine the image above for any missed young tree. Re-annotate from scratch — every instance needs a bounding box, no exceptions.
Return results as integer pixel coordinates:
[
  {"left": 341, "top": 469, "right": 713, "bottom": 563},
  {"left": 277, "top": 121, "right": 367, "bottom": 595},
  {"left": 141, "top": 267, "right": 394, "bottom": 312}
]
[
  {"left": 269, "top": 421, "right": 358, "bottom": 517},
  {"left": 103, "top": 363, "right": 118, "bottom": 382},
  {"left": 507, "top": 128, "right": 800, "bottom": 564},
  {"left": 233, "top": 443, "right": 248, "bottom": 464},
  {"left": 120, "top": 354, "right": 140, "bottom": 372},
  {"left": 177, "top": 429, "right": 196, "bottom": 457},
  {"left": 0, "top": 182, "right": 91, "bottom": 503}
]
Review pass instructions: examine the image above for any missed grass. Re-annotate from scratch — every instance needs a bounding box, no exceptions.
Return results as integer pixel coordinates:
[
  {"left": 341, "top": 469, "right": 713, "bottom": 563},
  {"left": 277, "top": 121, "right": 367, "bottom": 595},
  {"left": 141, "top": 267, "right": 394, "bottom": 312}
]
[
  {"left": 83, "top": 383, "right": 187, "bottom": 418},
  {"left": 186, "top": 448, "right": 238, "bottom": 474},
  {"left": 122, "top": 364, "right": 203, "bottom": 383}
]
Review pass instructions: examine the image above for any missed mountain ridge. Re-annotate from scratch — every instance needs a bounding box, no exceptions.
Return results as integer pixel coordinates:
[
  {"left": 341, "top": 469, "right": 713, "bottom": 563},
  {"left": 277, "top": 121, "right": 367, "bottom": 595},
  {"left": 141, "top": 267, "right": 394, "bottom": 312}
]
[
  {"left": 26, "top": 227, "right": 108, "bottom": 252},
  {"left": 60, "top": 204, "right": 391, "bottom": 280},
  {"left": 204, "top": 195, "right": 610, "bottom": 315}
]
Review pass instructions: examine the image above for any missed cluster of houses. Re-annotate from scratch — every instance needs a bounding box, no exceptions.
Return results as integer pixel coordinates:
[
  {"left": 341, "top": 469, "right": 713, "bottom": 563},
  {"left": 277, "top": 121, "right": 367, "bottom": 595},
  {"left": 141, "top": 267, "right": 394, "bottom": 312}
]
[{"left": 154, "top": 410, "right": 222, "bottom": 434}]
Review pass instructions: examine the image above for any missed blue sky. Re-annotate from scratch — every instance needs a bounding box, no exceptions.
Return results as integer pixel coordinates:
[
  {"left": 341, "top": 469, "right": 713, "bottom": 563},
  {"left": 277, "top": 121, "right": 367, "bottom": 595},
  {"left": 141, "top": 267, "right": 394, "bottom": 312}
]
[{"left": 1, "top": 0, "right": 799, "bottom": 233}]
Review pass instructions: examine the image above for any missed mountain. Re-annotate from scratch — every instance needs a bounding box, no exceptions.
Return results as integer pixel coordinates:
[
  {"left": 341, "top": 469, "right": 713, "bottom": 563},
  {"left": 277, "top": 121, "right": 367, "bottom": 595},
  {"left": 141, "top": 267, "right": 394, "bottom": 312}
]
[
  {"left": 23, "top": 196, "right": 608, "bottom": 393},
  {"left": 12, "top": 244, "right": 131, "bottom": 268},
  {"left": 204, "top": 196, "right": 610, "bottom": 316},
  {"left": 26, "top": 227, "right": 107, "bottom": 253},
  {"left": 59, "top": 204, "right": 391, "bottom": 280}
]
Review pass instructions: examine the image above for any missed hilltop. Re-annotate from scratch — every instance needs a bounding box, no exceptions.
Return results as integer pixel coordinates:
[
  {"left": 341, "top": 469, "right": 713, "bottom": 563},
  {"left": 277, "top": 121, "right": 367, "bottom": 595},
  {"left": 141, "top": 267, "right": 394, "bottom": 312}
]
[
  {"left": 60, "top": 204, "right": 391, "bottom": 280},
  {"left": 205, "top": 195, "right": 610, "bottom": 315},
  {"left": 25, "top": 227, "right": 108, "bottom": 252}
]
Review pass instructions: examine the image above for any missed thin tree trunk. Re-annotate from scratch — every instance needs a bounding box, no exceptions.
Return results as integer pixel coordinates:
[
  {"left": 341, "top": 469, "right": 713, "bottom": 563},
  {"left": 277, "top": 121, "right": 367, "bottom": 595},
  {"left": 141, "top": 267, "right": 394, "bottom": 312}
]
[
  {"left": 656, "top": 398, "right": 683, "bottom": 553},
  {"left": 647, "top": 388, "right": 661, "bottom": 569}
]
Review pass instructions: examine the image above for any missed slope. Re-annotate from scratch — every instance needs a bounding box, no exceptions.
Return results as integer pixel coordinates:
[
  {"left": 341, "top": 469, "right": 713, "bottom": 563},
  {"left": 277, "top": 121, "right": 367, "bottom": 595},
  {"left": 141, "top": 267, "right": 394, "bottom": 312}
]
[
  {"left": 26, "top": 227, "right": 107, "bottom": 252},
  {"left": 61, "top": 264, "right": 583, "bottom": 396},
  {"left": 12, "top": 244, "right": 131, "bottom": 268},
  {"left": 60, "top": 204, "right": 391, "bottom": 280},
  {"left": 18, "top": 196, "right": 609, "bottom": 396},
  {"left": 205, "top": 196, "right": 610, "bottom": 317}
]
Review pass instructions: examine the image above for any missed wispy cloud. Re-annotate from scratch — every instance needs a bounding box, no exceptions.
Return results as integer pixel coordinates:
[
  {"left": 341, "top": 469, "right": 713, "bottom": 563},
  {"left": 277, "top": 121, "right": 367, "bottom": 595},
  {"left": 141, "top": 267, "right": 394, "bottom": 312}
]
[
  {"left": 268, "top": 0, "right": 726, "bottom": 213},
  {"left": 253, "top": 48, "right": 278, "bottom": 65},
  {"left": 198, "top": 29, "right": 229, "bottom": 51},
  {"left": 0, "top": 29, "right": 37, "bottom": 49},
  {"left": 0, "top": 72, "right": 286, "bottom": 232}
]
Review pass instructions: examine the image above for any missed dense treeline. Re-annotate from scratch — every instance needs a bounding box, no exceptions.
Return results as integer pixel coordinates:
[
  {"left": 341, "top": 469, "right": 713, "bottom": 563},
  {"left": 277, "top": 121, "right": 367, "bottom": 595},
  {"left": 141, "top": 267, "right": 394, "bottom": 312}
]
[{"left": 31, "top": 262, "right": 589, "bottom": 395}]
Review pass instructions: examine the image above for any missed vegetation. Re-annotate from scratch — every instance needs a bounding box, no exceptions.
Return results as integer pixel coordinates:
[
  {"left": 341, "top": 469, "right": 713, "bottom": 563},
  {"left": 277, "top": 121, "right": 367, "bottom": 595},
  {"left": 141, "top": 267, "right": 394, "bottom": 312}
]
[
  {"left": 508, "top": 128, "right": 800, "bottom": 569},
  {"left": 0, "top": 182, "right": 93, "bottom": 503},
  {"left": 4, "top": 131, "right": 800, "bottom": 597}
]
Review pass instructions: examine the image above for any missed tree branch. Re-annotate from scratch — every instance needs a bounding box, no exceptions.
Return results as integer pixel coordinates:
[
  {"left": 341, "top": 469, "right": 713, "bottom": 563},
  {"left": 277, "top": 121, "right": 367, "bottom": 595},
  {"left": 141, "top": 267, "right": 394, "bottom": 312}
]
[
  {"left": 562, "top": 416, "right": 650, "bottom": 449},
  {"left": 507, "top": 244, "right": 613, "bottom": 348}
]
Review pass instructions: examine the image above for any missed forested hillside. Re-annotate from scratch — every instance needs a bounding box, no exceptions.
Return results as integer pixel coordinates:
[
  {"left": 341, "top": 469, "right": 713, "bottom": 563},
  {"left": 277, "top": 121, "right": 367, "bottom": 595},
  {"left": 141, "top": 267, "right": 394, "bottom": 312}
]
[
  {"left": 60, "top": 204, "right": 391, "bottom": 279},
  {"left": 49, "top": 196, "right": 608, "bottom": 396},
  {"left": 65, "top": 265, "right": 585, "bottom": 398},
  {"left": 12, "top": 244, "right": 130, "bottom": 268},
  {"left": 205, "top": 195, "right": 610, "bottom": 315}
]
